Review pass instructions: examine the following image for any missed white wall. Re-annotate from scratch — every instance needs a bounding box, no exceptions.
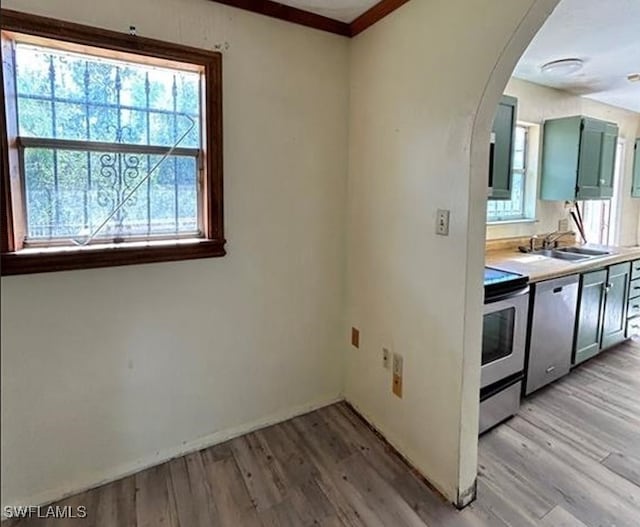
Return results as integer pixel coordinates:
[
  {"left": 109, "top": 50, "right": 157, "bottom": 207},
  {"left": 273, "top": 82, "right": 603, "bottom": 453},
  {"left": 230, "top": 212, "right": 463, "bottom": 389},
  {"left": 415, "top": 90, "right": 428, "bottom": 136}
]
[
  {"left": 1, "top": 0, "right": 569, "bottom": 510},
  {"left": 487, "top": 78, "right": 640, "bottom": 244},
  {"left": 345, "top": 0, "right": 558, "bottom": 505},
  {"left": 0, "top": 0, "right": 349, "bottom": 507}
]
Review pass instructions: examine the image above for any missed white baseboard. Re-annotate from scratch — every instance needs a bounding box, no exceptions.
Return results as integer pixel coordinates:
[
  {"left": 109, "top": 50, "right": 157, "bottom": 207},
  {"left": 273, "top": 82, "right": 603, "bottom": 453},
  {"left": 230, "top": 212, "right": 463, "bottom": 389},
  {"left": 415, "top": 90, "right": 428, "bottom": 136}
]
[{"left": 2, "top": 394, "right": 343, "bottom": 516}]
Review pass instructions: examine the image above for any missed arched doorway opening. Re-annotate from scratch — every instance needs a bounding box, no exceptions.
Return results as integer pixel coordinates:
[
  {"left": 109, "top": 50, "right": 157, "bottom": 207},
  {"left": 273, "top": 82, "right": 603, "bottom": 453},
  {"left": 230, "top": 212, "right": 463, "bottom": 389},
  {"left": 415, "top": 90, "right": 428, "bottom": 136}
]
[{"left": 459, "top": 0, "right": 560, "bottom": 506}]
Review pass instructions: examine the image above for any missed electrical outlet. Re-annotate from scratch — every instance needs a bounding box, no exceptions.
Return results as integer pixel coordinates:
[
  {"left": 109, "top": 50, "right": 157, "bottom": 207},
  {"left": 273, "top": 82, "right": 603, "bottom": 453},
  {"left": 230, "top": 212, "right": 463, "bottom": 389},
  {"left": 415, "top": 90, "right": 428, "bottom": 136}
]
[
  {"left": 351, "top": 327, "right": 360, "bottom": 348},
  {"left": 392, "top": 353, "right": 403, "bottom": 398},
  {"left": 382, "top": 348, "right": 390, "bottom": 369},
  {"left": 558, "top": 218, "right": 569, "bottom": 232},
  {"left": 436, "top": 209, "right": 450, "bottom": 236}
]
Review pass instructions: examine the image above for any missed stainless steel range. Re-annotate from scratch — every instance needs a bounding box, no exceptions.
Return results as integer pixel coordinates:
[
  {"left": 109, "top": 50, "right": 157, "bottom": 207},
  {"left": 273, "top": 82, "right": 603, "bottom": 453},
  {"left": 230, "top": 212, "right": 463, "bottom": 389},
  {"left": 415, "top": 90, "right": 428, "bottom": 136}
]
[{"left": 480, "top": 267, "right": 529, "bottom": 434}]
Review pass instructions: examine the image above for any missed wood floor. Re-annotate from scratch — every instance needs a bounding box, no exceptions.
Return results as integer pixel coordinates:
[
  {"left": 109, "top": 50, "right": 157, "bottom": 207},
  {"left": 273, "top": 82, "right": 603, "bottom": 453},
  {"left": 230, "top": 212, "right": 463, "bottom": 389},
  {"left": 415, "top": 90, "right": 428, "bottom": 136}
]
[{"left": 7, "top": 340, "right": 640, "bottom": 526}]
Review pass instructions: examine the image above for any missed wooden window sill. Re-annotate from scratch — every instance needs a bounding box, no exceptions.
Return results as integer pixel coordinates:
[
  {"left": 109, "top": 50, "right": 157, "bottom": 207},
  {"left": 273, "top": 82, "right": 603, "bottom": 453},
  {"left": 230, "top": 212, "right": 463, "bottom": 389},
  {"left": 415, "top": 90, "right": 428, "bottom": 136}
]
[{"left": 1, "top": 238, "right": 226, "bottom": 275}]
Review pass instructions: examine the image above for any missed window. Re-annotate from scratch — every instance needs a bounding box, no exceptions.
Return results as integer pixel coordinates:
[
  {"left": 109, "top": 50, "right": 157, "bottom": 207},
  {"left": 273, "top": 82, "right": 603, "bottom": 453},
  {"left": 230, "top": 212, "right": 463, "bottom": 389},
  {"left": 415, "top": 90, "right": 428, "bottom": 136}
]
[
  {"left": 1, "top": 10, "right": 224, "bottom": 275},
  {"left": 580, "top": 139, "right": 624, "bottom": 245},
  {"left": 487, "top": 125, "right": 529, "bottom": 222}
]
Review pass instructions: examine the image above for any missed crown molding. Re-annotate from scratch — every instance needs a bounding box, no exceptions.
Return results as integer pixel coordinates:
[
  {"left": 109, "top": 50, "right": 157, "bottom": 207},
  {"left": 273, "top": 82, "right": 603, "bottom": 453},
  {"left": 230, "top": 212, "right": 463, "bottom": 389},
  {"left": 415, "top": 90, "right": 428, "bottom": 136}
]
[
  {"left": 209, "top": 0, "right": 409, "bottom": 37},
  {"left": 350, "top": 0, "right": 410, "bottom": 36}
]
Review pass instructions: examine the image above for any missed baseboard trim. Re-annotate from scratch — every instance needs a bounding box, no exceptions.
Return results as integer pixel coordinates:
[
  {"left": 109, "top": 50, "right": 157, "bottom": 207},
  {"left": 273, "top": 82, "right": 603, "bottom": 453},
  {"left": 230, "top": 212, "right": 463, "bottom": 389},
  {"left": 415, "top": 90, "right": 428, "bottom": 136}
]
[
  {"left": 2, "top": 394, "right": 343, "bottom": 514},
  {"left": 344, "top": 399, "right": 476, "bottom": 509},
  {"left": 455, "top": 479, "right": 477, "bottom": 509}
]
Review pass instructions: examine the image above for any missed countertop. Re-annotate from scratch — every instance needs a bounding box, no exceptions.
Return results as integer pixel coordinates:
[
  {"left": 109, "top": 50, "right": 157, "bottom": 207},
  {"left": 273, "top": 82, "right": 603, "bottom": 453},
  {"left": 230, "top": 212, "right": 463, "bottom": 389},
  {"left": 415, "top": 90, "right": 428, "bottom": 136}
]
[{"left": 486, "top": 244, "right": 640, "bottom": 283}]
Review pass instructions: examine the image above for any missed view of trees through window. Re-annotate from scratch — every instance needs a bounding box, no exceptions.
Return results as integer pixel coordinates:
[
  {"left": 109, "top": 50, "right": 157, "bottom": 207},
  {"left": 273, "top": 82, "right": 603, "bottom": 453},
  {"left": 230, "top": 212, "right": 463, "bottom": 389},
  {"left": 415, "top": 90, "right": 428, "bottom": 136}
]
[{"left": 15, "top": 43, "right": 203, "bottom": 243}]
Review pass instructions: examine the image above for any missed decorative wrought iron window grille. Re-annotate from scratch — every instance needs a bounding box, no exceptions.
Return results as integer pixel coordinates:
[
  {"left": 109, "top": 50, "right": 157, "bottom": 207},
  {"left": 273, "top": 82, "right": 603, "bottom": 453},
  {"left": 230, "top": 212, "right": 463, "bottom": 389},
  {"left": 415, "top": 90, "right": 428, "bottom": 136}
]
[
  {"left": 14, "top": 43, "right": 204, "bottom": 246},
  {"left": 1, "top": 10, "right": 224, "bottom": 275}
]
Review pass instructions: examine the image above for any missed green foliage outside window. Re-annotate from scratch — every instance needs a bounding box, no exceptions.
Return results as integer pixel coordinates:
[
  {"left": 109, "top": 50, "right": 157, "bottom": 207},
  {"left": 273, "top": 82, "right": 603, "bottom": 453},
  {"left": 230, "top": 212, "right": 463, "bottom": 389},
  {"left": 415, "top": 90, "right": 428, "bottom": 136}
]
[{"left": 15, "top": 44, "right": 202, "bottom": 241}]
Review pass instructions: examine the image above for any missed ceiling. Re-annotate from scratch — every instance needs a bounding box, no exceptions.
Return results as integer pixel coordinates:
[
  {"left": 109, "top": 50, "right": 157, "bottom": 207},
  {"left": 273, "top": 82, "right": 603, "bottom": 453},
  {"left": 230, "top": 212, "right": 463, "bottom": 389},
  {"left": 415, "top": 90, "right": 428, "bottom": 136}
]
[
  {"left": 274, "top": 0, "right": 380, "bottom": 23},
  {"left": 513, "top": 0, "right": 640, "bottom": 113}
]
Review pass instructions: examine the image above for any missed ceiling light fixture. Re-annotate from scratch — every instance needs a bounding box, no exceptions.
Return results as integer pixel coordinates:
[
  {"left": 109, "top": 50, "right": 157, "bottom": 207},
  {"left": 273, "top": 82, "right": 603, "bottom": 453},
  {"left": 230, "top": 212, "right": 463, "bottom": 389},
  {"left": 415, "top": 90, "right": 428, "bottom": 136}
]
[
  {"left": 540, "top": 58, "right": 584, "bottom": 75},
  {"left": 628, "top": 73, "right": 640, "bottom": 83}
]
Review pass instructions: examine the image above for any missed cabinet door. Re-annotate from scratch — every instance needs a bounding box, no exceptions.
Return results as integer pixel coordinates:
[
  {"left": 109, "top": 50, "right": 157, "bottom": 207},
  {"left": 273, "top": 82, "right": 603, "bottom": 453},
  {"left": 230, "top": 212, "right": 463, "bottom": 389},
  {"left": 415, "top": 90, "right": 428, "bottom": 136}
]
[
  {"left": 601, "top": 262, "right": 631, "bottom": 348},
  {"left": 489, "top": 95, "right": 517, "bottom": 200},
  {"left": 577, "top": 118, "right": 606, "bottom": 199},
  {"left": 597, "top": 123, "right": 618, "bottom": 198},
  {"left": 632, "top": 139, "right": 640, "bottom": 198},
  {"left": 574, "top": 269, "right": 607, "bottom": 365},
  {"left": 540, "top": 116, "right": 583, "bottom": 201}
]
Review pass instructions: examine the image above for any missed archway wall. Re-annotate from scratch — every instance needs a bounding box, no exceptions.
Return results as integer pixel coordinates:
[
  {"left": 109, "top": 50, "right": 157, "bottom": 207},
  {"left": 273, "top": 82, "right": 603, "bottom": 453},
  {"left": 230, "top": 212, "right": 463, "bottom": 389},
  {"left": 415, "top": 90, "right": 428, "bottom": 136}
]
[{"left": 345, "top": 0, "right": 559, "bottom": 504}]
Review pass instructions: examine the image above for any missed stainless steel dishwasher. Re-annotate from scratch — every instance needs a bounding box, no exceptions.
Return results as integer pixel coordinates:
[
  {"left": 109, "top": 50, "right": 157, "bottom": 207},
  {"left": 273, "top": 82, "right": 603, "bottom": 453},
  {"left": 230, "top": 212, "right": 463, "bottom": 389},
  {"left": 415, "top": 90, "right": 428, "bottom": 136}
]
[{"left": 525, "top": 274, "right": 579, "bottom": 395}]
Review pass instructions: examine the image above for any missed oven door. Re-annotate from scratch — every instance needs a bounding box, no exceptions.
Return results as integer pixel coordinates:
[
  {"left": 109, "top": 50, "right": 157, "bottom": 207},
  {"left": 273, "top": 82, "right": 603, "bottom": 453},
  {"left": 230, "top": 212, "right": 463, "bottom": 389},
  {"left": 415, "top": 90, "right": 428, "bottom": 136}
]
[{"left": 482, "top": 288, "right": 529, "bottom": 389}]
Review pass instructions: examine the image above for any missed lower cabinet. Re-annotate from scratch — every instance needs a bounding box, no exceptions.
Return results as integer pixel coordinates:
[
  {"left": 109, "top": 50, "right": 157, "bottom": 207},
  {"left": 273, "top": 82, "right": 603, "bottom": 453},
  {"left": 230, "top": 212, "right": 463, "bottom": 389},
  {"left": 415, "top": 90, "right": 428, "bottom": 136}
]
[
  {"left": 627, "top": 316, "right": 640, "bottom": 338},
  {"left": 626, "top": 260, "right": 640, "bottom": 336},
  {"left": 574, "top": 269, "right": 608, "bottom": 365},
  {"left": 574, "top": 262, "right": 631, "bottom": 365},
  {"left": 517, "top": 258, "right": 636, "bottom": 400},
  {"left": 601, "top": 262, "right": 631, "bottom": 348},
  {"left": 526, "top": 274, "right": 579, "bottom": 395}
]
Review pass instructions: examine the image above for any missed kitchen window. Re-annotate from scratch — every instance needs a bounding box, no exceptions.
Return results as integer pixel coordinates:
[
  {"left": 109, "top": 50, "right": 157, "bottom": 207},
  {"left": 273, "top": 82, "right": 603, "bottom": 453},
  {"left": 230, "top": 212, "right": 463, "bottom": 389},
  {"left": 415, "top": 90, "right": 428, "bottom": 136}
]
[
  {"left": 579, "top": 139, "right": 625, "bottom": 245},
  {"left": 487, "top": 125, "right": 531, "bottom": 223},
  {"left": 1, "top": 10, "right": 224, "bottom": 275}
]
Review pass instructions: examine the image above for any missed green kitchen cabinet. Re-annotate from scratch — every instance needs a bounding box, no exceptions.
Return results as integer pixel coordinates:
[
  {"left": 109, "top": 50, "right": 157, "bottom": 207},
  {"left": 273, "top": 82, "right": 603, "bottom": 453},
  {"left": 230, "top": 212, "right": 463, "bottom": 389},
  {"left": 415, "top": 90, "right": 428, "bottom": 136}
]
[
  {"left": 574, "top": 263, "right": 631, "bottom": 365},
  {"left": 489, "top": 95, "right": 518, "bottom": 200},
  {"left": 632, "top": 138, "right": 640, "bottom": 197},
  {"left": 626, "top": 260, "right": 640, "bottom": 336},
  {"left": 541, "top": 116, "right": 618, "bottom": 201},
  {"left": 601, "top": 262, "right": 631, "bottom": 349},
  {"left": 574, "top": 269, "right": 607, "bottom": 365}
]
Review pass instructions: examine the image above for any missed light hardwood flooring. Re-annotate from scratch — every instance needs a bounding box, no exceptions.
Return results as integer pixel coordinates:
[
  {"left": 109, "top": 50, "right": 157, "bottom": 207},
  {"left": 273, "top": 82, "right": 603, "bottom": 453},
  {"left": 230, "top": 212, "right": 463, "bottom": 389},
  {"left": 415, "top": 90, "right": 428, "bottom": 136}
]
[{"left": 7, "top": 340, "right": 640, "bottom": 526}]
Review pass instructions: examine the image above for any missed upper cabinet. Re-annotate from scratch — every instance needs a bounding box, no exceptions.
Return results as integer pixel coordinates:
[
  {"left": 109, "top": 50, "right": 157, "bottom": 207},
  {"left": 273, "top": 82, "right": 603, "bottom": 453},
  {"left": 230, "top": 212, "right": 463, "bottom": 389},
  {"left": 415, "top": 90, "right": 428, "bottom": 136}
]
[
  {"left": 632, "top": 138, "right": 640, "bottom": 198},
  {"left": 489, "top": 95, "right": 518, "bottom": 200},
  {"left": 540, "top": 116, "right": 618, "bottom": 201}
]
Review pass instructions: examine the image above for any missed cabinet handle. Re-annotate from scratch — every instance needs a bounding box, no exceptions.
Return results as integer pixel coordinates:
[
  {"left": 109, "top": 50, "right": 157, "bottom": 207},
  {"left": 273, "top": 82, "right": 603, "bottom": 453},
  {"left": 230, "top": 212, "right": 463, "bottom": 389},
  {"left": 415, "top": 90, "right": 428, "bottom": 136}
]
[
  {"left": 553, "top": 286, "right": 563, "bottom": 294},
  {"left": 546, "top": 366, "right": 556, "bottom": 373},
  {"left": 604, "top": 283, "right": 613, "bottom": 293}
]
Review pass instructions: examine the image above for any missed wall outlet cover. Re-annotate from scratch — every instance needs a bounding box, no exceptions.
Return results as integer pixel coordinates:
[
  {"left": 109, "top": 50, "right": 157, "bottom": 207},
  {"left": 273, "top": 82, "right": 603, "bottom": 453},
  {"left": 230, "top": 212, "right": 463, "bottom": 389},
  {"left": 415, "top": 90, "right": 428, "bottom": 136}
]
[
  {"left": 392, "top": 353, "right": 403, "bottom": 398},
  {"left": 382, "top": 348, "right": 390, "bottom": 369},
  {"left": 436, "top": 209, "right": 450, "bottom": 236}
]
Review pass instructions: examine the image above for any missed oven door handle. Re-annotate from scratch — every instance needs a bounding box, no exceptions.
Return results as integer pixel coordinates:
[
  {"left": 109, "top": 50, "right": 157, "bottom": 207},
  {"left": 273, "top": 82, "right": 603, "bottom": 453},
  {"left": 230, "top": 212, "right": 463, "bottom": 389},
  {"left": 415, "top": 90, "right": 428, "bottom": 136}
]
[{"left": 485, "top": 285, "right": 530, "bottom": 305}]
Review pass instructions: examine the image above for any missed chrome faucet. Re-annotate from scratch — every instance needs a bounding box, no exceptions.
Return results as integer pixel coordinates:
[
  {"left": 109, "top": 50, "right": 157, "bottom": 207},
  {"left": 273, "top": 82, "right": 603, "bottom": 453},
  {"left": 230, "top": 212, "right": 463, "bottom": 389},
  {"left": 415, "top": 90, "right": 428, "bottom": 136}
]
[
  {"left": 529, "top": 235, "right": 539, "bottom": 252},
  {"left": 542, "top": 231, "right": 574, "bottom": 250}
]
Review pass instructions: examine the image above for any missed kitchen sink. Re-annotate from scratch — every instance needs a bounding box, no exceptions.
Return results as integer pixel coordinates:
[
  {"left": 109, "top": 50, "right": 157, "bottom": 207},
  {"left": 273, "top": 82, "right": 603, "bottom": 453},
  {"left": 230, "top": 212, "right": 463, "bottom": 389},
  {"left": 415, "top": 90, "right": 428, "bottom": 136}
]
[
  {"left": 531, "top": 246, "right": 612, "bottom": 262},
  {"left": 554, "top": 246, "right": 611, "bottom": 257},
  {"left": 532, "top": 249, "right": 590, "bottom": 262}
]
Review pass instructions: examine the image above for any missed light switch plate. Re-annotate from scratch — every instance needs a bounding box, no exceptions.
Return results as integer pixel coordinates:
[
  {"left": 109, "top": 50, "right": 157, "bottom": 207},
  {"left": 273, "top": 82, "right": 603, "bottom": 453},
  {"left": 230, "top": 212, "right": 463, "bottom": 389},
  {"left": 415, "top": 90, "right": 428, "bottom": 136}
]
[{"left": 436, "top": 209, "right": 450, "bottom": 236}]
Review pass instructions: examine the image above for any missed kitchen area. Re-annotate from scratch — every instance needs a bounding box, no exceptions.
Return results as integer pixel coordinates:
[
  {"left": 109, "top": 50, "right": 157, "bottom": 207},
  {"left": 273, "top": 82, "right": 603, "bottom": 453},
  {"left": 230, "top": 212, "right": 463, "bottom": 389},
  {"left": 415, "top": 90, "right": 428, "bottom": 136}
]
[
  {"left": 478, "top": 64, "right": 640, "bottom": 434},
  {"left": 470, "top": 3, "right": 640, "bottom": 522},
  {"left": 481, "top": 237, "right": 640, "bottom": 433}
]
